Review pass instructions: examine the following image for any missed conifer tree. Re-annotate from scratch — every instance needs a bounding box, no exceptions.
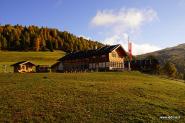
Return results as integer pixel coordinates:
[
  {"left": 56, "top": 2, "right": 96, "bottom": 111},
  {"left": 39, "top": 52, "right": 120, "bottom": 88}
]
[
  {"left": 0, "top": 39, "right": 2, "bottom": 50},
  {"left": 47, "top": 40, "right": 53, "bottom": 52},
  {"left": 0, "top": 34, "right": 7, "bottom": 50},
  {"left": 34, "top": 36, "right": 41, "bottom": 51},
  {"left": 163, "top": 62, "right": 177, "bottom": 78}
]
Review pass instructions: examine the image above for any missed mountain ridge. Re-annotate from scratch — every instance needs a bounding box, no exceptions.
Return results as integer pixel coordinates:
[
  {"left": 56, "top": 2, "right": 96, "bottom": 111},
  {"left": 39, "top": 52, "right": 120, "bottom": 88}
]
[{"left": 139, "top": 43, "right": 185, "bottom": 73}]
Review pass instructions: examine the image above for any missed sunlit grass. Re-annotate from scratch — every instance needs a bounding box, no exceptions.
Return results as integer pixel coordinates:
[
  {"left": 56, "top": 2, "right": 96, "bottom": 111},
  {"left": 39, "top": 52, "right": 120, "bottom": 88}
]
[
  {"left": 0, "top": 51, "right": 65, "bottom": 72},
  {"left": 0, "top": 72, "right": 185, "bottom": 122}
]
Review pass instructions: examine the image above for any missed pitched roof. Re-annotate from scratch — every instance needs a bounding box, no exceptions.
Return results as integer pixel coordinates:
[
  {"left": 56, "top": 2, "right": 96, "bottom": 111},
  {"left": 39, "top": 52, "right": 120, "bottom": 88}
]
[
  {"left": 36, "top": 65, "right": 50, "bottom": 67},
  {"left": 51, "top": 62, "right": 61, "bottom": 68},
  {"left": 58, "top": 44, "right": 127, "bottom": 61},
  {"left": 11, "top": 61, "right": 36, "bottom": 66}
]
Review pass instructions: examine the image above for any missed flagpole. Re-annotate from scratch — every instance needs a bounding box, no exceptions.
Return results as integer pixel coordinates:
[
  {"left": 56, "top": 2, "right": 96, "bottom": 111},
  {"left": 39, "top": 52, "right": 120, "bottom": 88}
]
[{"left": 128, "top": 36, "right": 131, "bottom": 71}]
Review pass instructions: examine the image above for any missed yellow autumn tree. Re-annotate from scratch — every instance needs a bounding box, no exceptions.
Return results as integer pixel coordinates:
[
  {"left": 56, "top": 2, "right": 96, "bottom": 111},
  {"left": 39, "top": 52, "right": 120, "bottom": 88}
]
[{"left": 34, "top": 36, "right": 41, "bottom": 51}]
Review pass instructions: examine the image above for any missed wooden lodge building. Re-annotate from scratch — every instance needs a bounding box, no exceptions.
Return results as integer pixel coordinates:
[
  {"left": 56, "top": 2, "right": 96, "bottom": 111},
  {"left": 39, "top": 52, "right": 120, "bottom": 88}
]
[
  {"left": 11, "top": 61, "right": 36, "bottom": 73},
  {"left": 55, "top": 44, "right": 128, "bottom": 72}
]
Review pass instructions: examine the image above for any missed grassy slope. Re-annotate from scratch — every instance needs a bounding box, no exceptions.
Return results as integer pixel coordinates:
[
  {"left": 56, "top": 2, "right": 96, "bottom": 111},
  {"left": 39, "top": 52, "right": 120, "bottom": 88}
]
[
  {"left": 0, "top": 51, "right": 65, "bottom": 72},
  {"left": 0, "top": 72, "right": 185, "bottom": 122}
]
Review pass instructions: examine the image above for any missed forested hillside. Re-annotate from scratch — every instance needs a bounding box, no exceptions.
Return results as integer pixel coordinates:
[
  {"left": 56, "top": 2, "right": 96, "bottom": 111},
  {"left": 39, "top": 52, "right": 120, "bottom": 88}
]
[{"left": 0, "top": 25, "right": 103, "bottom": 52}]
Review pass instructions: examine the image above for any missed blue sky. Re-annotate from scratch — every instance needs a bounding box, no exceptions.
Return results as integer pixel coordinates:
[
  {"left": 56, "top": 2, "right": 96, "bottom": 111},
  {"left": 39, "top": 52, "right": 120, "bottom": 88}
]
[{"left": 1, "top": 0, "right": 185, "bottom": 54}]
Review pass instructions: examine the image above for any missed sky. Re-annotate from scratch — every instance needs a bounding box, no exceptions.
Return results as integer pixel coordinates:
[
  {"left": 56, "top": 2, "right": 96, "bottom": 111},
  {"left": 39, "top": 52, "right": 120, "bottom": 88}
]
[{"left": 1, "top": 0, "right": 185, "bottom": 55}]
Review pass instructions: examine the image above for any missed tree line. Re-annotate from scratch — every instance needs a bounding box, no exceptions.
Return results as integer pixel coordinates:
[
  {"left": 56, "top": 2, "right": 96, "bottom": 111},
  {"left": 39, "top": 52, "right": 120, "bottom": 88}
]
[{"left": 0, "top": 24, "right": 103, "bottom": 52}]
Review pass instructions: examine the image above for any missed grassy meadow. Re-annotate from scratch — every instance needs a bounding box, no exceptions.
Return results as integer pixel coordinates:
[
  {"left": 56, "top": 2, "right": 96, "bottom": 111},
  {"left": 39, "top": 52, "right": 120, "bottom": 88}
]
[
  {"left": 0, "top": 72, "right": 185, "bottom": 122},
  {"left": 0, "top": 51, "right": 65, "bottom": 72}
]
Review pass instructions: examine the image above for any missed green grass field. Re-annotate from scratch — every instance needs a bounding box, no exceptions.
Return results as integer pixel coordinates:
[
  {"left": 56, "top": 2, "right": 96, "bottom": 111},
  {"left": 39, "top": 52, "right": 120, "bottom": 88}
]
[
  {"left": 0, "top": 51, "right": 65, "bottom": 72},
  {"left": 0, "top": 72, "right": 185, "bottom": 122}
]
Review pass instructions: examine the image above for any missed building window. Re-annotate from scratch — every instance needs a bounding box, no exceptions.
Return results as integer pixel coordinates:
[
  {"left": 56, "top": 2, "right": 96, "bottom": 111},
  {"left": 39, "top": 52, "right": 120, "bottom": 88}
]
[
  {"left": 101, "top": 55, "right": 106, "bottom": 58},
  {"left": 110, "top": 62, "right": 112, "bottom": 67},
  {"left": 81, "top": 65, "right": 83, "bottom": 69},
  {"left": 93, "top": 63, "right": 96, "bottom": 69},
  {"left": 112, "top": 53, "right": 116, "bottom": 57},
  {"left": 89, "top": 63, "right": 92, "bottom": 69},
  {"left": 102, "top": 62, "right": 105, "bottom": 68},
  {"left": 120, "top": 63, "right": 122, "bottom": 68},
  {"left": 106, "top": 62, "right": 109, "bottom": 67},
  {"left": 113, "top": 62, "right": 115, "bottom": 67},
  {"left": 22, "top": 65, "right": 26, "bottom": 70},
  {"left": 99, "top": 63, "right": 102, "bottom": 68}
]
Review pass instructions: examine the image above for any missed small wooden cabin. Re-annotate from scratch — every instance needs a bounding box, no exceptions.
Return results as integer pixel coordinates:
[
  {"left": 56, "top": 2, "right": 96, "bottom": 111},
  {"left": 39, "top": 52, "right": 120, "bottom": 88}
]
[
  {"left": 11, "top": 61, "right": 36, "bottom": 73},
  {"left": 56, "top": 44, "right": 127, "bottom": 72}
]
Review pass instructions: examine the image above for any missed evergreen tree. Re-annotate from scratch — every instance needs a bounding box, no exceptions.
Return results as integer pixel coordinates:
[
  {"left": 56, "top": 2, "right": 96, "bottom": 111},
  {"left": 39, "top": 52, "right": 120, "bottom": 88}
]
[
  {"left": 34, "top": 36, "right": 41, "bottom": 51},
  {"left": 25, "top": 32, "right": 30, "bottom": 48},
  {"left": 163, "top": 62, "right": 177, "bottom": 78},
  {"left": 0, "top": 34, "right": 7, "bottom": 50},
  {"left": 58, "top": 38, "right": 63, "bottom": 50},
  {"left": 20, "top": 33, "right": 26, "bottom": 50},
  {"left": 46, "top": 40, "right": 53, "bottom": 52},
  {"left": 0, "top": 39, "right": 1, "bottom": 50},
  {"left": 41, "top": 39, "right": 47, "bottom": 51},
  {"left": 0, "top": 34, "right": 2, "bottom": 48},
  {"left": 3, "top": 37, "right": 7, "bottom": 50},
  {"left": 14, "top": 31, "right": 20, "bottom": 49}
]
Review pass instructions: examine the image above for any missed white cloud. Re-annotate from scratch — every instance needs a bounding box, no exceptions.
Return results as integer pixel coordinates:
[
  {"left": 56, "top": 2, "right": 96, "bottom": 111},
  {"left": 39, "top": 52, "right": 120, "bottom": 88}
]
[
  {"left": 132, "top": 43, "right": 161, "bottom": 55},
  {"left": 104, "top": 33, "right": 128, "bottom": 45},
  {"left": 104, "top": 34, "right": 161, "bottom": 55},
  {"left": 90, "top": 7, "right": 160, "bottom": 55},
  {"left": 91, "top": 8, "right": 158, "bottom": 32}
]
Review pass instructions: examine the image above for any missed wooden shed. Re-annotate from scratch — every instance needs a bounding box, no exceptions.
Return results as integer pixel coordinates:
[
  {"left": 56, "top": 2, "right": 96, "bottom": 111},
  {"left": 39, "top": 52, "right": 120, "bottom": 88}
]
[{"left": 11, "top": 61, "right": 36, "bottom": 73}]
